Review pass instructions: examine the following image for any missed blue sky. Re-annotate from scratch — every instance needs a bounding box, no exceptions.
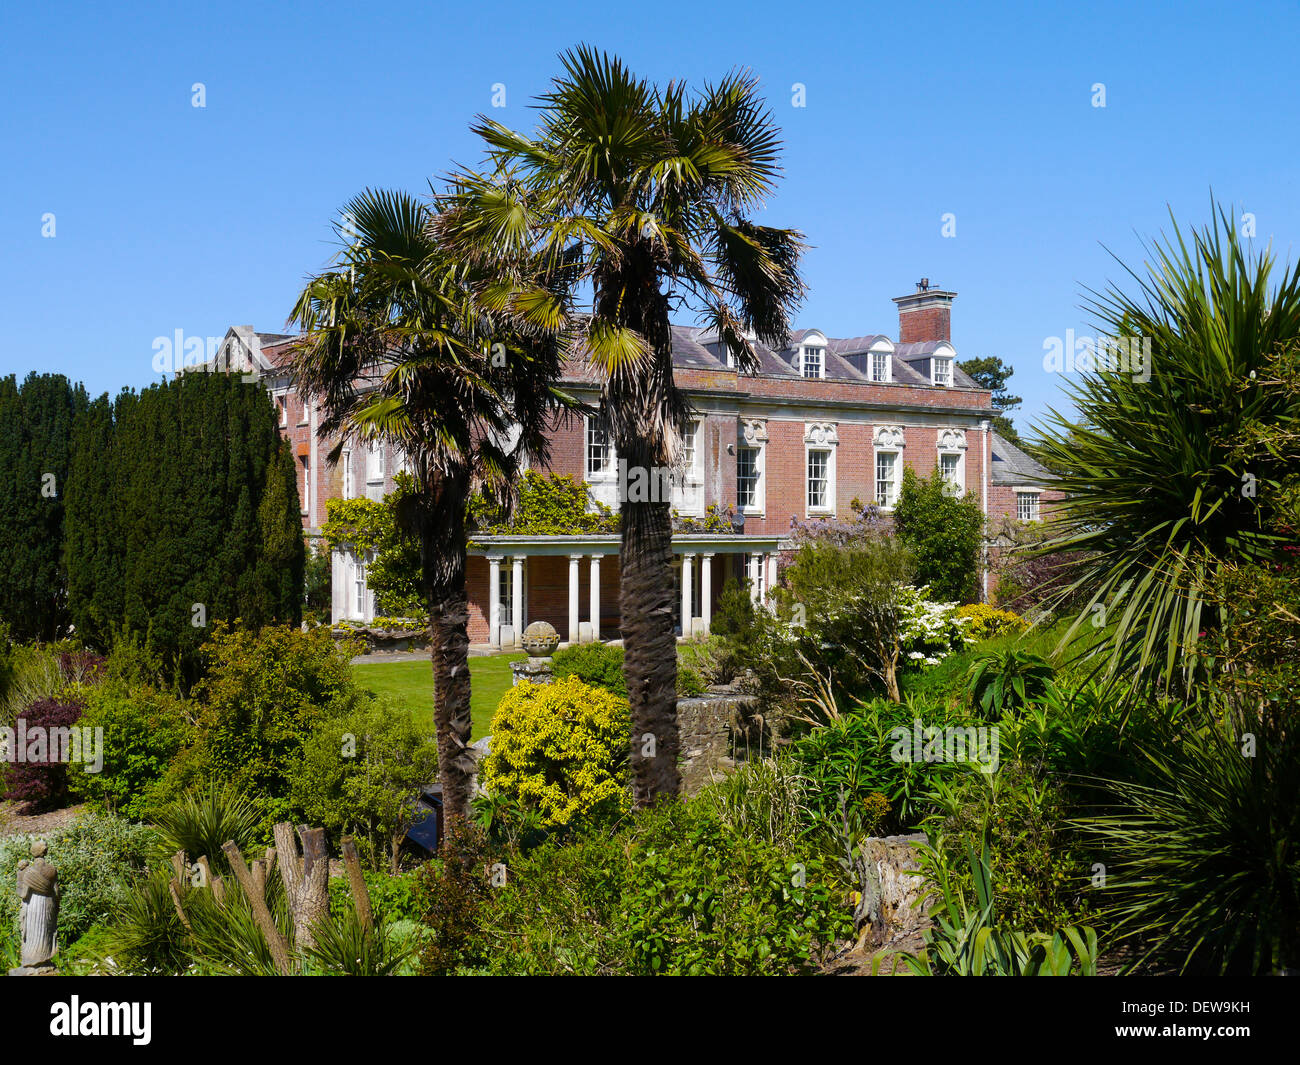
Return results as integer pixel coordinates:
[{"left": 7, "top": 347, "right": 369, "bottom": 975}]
[{"left": 3, "top": 0, "right": 1298, "bottom": 435}]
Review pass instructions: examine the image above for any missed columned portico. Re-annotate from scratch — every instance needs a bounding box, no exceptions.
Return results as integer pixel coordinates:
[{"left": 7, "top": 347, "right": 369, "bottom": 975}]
[
  {"left": 700, "top": 553, "right": 714, "bottom": 634},
  {"left": 469, "top": 533, "right": 784, "bottom": 649},
  {"left": 567, "top": 554, "right": 582, "bottom": 644},
  {"left": 511, "top": 555, "right": 524, "bottom": 643},
  {"left": 487, "top": 554, "right": 504, "bottom": 647}
]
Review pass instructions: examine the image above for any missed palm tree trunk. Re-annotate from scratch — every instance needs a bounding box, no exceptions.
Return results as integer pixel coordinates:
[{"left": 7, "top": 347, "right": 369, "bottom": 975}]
[
  {"left": 419, "top": 471, "right": 476, "bottom": 825},
  {"left": 429, "top": 579, "right": 475, "bottom": 823},
  {"left": 621, "top": 469, "right": 682, "bottom": 805},
  {"left": 603, "top": 246, "right": 687, "bottom": 807}
]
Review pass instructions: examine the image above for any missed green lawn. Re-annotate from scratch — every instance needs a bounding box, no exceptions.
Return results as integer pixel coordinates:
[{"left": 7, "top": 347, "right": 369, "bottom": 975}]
[{"left": 353, "top": 652, "right": 525, "bottom": 740}]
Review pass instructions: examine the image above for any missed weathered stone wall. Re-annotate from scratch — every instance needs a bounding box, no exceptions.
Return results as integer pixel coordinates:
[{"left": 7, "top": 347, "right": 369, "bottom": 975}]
[{"left": 676, "top": 689, "right": 758, "bottom": 794}]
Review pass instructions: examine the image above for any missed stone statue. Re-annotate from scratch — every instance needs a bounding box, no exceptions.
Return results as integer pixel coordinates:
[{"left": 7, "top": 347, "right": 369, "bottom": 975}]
[
  {"left": 512, "top": 621, "right": 561, "bottom": 686},
  {"left": 10, "top": 840, "right": 59, "bottom": 975}
]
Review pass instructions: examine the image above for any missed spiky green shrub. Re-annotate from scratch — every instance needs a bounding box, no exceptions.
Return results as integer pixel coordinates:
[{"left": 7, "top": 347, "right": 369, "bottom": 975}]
[
  {"left": 894, "top": 832, "right": 1097, "bottom": 976},
  {"left": 1036, "top": 206, "right": 1300, "bottom": 694},
  {"left": 1080, "top": 713, "right": 1300, "bottom": 974},
  {"left": 150, "top": 784, "right": 263, "bottom": 874}
]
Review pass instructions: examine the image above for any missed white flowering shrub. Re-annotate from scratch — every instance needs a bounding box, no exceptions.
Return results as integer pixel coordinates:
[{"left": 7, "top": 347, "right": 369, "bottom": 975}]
[{"left": 896, "top": 584, "right": 974, "bottom": 666}]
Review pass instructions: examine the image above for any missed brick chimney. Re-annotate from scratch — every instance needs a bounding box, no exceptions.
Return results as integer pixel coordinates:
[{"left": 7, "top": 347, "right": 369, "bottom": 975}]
[{"left": 892, "top": 278, "right": 956, "bottom": 344}]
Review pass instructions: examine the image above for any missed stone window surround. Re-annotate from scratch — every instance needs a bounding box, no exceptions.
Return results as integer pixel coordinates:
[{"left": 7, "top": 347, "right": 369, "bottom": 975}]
[
  {"left": 873, "top": 424, "right": 906, "bottom": 510},
  {"left": 937, "top": 427, "right": 968, "bottom": 493},
  {"left": 804, "top": 421, "right": 838, "bottom": 515}
]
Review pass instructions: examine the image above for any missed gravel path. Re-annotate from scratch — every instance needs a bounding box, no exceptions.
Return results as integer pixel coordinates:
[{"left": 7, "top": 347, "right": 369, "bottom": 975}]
[{"left": 0, "top": 802, "right": 86, "bottom": 838}]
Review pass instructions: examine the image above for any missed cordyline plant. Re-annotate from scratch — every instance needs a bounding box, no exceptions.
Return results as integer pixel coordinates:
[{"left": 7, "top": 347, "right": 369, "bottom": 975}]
[
  {"left": 290, "top": 188, "right": 574, "bottom": 823},
  {"left": 1033, "top": 204, "right": 1300, "bottom": 697},
  {"left": 437, "top": 46, "right": 807, "bottom": 805}
]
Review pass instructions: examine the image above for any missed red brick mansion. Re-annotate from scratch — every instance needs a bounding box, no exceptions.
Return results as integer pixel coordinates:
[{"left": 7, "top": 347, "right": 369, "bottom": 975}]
[{"left": 214, "top": 281, "right": 1055, "bottom": 647}]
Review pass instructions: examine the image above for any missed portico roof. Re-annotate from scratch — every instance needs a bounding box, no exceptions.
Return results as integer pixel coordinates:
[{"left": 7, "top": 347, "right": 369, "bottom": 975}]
[{"left": 469, "top": 533, "right": 785, "bottom": 556}]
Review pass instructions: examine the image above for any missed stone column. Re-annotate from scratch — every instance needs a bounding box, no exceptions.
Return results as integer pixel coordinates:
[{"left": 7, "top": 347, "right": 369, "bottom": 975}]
[
  {"left": 589, "top": 555, "right": 601, "bottom": 642},
  {"left": 681, "top": 553, "right": 695, "bottom": 638},
  {"left": 568, "top": 554, "right": 582, "bottom": 644},
  {"left": 700, "top": 553, "right": 714, "bottom": 634},
  {"left": 511, "top": 555, "right": 524, "bottom": 646},
  {"left": 487, "top": 555, "right": 503, "bottom": 648},
  {"left": 766, "top": 553, "right": 778, "bottom": 609},
  {"left": 748, "top": 553, "right": 760, "bottom": 604}
]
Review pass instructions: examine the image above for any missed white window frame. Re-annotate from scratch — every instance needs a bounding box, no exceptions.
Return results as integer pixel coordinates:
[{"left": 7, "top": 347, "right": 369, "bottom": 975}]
[
  {"left": 873, "top": 425, "right": 906, "bottom": 510},
  {"left": 354, "top": 555, "right": 368, "bottom": 616},
  {"left": 1017, "top": 490, "right": 1042, "bottom": 523},
  {"left": 938, "top": 451, "right": 965, "bottom": 495},
  {"left": 871, "top": 350, "right": 891, "bottom": 383},
  {"left": 275, "top": 393, "right": 288, "bottom": 428},
  {"left": 932, "top": 356, "right": 953, "bottom": 387},
  {"left": 585, "top": 417, "right": 616, "bottom": 482},
  {"left": 803, "top": 422, "right": 838, "bottom": 516},
  {"left": 801, "top": 345, "right": 825, "bottom": 379},
  {"left": 806, "top": 448, "right": 832, "bottom": 511},
  {"left": 341, "top": 448, "right": 353, "bottom": 500},
  {"left": 301, "top": 457, "right": 310, "bottom": 516},
  {"left": 737, "top": 444, "right": 763, "bottom": 514},
  {"left": 738, "top": 420, "right": 768, "bottom": 516},
  {"left": 681, "top": 420, "right": 698, "bottom": 472},
  {"left": 365, "top": 440, "right": 385, "bottom": 500},
  {"left": 875, "top": 450, "right": 900, "bottom": 509}
]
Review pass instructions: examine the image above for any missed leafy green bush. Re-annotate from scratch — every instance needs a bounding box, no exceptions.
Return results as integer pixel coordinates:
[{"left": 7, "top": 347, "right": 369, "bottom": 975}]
[
  {"left": 468, "top": 830, "right": 631, "bottom": 975},
  {"left": 290, "top": 698, "right": 439, "bottom": 871},
  {"left": 161, "top": 624, "right": 365, "bottom": 833},
  {"left": 895, "top": 832, "right": 1097, "bottom": 976},
  {"left": 551, "top": 641, "right": 705, "bottom": 697},
  {"left": 0, "top": 813, "right": 156, "bottom": 949},
  {"left": 469, "top": 803, "right": 850, "bottom": 975},
  {"left": 789, "top": 696, "right": 970, "bottom": 833},
  {"left": 551, "top": 642, "right": 628, "bottom": 695},
  {"left": 893, "top": 467, "right": 986, "bottom": 604},
  {"left": 965, "top": 649, "right": 1059, "bottom": 721},
  {"left": 469, "top": 470, "right": 618, "bottom": 535},
  {"left": 71, "top": 681, "right": 191, "bottom": 820},
  {"left": 329, "top": 869, "right": 422, "bottom": 924},
  {"left": 620, "top": 803, "right": 849, "bottom": 974},
  {"left": 482, "top": 675, "right": 629, "bottom": 832},
  {"left": 924, "top": 763, "right": 1091, "bottom": 932}
]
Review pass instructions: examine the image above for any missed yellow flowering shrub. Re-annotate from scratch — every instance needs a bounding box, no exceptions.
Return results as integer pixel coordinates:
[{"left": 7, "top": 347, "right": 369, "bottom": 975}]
[
  {"left": 483, "top": 675, "right": 630, "bottom": 830},
  {"left": 955, "top": 603, "right": 1029, "bottom": 640}
]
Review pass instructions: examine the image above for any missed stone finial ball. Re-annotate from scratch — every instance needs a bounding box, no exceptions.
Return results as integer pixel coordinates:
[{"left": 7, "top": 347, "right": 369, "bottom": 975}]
[
  {"left": 30, "top": 841, "right": 47, "bottom": 858},
  {"left": 521, "top": 620, "right": 561, "bottom": 657}
]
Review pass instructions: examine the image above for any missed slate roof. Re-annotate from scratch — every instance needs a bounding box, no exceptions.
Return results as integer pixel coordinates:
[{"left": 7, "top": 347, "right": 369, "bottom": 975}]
[
  {"left": 990, "top": 431, "right": 1052, "bottom": 485},
  {"left": 238, "top": 324, "right": 986, "bottom": 394},
  {"left": 621, "top": 325, "right": 985, "bottom": 390}
]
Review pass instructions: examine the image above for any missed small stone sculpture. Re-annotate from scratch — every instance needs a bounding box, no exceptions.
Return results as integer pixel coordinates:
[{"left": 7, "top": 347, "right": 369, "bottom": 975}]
[
  {"left": 520, "top": 620, "right": 560, "bottom": 657},
  {"left": 10, "top": 840, "right": 59, "bottom": 975},
  {"left": 513, "top": 621, "right": 561, "bottom": 685}
]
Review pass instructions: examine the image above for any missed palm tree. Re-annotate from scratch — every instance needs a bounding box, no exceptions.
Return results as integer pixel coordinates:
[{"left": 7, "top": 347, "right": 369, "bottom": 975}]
[
  {"left": 1034, "top": 205, "right": 1300, "bottom": 695},
  {"left": 438, "top": 46, "right": 806, "bottom": 805},
  {"left": 289, "top": 188, "right": 570, "bottom": 823}
]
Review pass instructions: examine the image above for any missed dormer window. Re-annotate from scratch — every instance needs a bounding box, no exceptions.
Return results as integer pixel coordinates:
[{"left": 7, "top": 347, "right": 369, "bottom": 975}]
[
  {"left": 801, "top": 345, "right": 825, "bottom": 379},
  {"left": 933, "top": 357, "right": 953, "bottom": 387},
  {"left": 872, "top": 351, "right": 890, "bottom": 383}
]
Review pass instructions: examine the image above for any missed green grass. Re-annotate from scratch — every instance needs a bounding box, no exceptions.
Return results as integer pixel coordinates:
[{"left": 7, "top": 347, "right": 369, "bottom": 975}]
[{"left": 353, "top": 652, "right": 526, "bottom": 740}]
